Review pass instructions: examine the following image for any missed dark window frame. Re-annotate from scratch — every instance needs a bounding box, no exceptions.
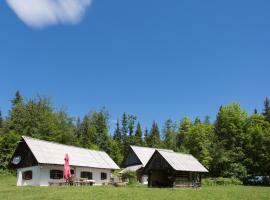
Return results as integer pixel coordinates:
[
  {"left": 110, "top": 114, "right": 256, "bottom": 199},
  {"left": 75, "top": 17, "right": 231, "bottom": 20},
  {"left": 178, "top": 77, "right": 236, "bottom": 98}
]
[
  {"left": 50, "top": 170, "right": 63, "bottom": 180},
  {"left": 101, "top": 172, "right": 107, "bottom": 180},
  {"left": 70, "top": 169, "right": 75, "bottom": 175},
  {"left": 22, "top": 170, "right": 32, "bottom": 180},
  {"left": 81, "top": 171, "right": 93, "bottom": 180}
]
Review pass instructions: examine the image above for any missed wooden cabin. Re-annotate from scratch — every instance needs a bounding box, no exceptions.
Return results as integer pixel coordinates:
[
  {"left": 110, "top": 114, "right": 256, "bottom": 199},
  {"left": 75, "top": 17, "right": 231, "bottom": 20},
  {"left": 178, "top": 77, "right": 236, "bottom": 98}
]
[
  {"left": 143, "top": 150, "right": 208, "bottom": 188},
  {"left": 10, "top": 136, "right": 119, "bottom": 186},
  {"left": 121, "top": 146, "right": 174, "bottom": 184}
]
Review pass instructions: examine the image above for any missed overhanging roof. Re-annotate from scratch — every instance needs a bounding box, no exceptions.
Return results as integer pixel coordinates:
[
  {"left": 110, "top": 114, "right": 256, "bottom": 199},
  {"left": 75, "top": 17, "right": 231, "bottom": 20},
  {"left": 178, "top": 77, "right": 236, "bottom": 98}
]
[
  {"left": 130, "top": 145, "right": 173, "bottom": 166},
  {"left": 22, "top": 136, "right": 119, "bottom": 170},
  {"left": 157, "top": 150, "right": 208, "bottom": 173},
  {"left": 119, "top": 164, "right": 143, "bottom": 174}
]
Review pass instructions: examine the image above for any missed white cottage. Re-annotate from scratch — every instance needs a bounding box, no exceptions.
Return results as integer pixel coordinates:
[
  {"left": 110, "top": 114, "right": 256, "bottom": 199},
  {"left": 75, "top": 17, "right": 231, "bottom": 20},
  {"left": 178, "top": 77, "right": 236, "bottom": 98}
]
[{"left": 10, "top": 136, "right": 119, "bottom": 186}]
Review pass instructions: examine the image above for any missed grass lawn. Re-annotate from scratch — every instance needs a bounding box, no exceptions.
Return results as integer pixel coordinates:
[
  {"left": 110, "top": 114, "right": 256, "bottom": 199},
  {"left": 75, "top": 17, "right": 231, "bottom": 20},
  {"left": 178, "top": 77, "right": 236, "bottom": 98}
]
[{"left": 0, "top": 175, "right": 269, "bottom": 200}]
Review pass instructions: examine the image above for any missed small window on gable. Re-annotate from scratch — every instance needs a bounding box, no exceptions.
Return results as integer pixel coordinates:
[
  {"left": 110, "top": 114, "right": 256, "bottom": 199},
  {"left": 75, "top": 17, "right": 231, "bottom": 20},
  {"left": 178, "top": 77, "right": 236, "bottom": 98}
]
[
  {"left": 22, "top": 170, "right": 32, "bottom": 180},
  {"left": 81, "top": 172, "right": 92, "bottom": 180},
  {"left": 101, "top": 172, "right": 107, "bottom": 180},
  {"left": 50, "top": 170, "right": 63, "bottom": 179}
]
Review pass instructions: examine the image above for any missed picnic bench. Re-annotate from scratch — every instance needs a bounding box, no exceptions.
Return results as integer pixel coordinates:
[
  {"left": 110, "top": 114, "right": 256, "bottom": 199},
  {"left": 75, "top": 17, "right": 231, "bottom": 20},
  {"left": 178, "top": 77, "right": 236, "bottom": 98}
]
[
  {"left": 49, "top": 178, "right": 95, "bottom": 186},
  {"left": 73, "top": 178, "right": 95, "bottom": 186}
]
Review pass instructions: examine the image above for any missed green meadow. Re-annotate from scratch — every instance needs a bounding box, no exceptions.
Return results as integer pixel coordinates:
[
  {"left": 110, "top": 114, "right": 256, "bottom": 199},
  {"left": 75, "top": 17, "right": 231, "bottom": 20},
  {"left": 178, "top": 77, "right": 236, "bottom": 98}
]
[{"left": 0, "top": 175, "right": 269, "bottom": 200}]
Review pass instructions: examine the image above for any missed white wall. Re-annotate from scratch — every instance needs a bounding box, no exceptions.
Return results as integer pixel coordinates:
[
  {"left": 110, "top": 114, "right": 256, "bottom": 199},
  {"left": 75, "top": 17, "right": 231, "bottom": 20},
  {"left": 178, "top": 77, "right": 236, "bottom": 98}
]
[
  {"left": 17, "top": 166, "right": 40, "bottom": 186},
  {"left": 75, "top": 167, "right": 112, "bottom": 185},
  {"left": 40, "top": 165, "right": 113, "bottom": 186},
  {"left": 39, "top": 165, "right": 64, "bottom": 186},
  {"left": 17, "top": 165, "right": 113, "bottom": 186}
]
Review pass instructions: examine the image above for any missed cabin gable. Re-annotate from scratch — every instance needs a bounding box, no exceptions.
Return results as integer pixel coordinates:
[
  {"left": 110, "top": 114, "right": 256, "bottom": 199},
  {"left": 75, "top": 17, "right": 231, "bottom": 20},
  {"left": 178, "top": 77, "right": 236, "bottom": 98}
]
[
  {"left": 122, "top": 147, "right": 142, "bottom": 167},
  {"left": 10, "top": 139, "right": 38, "bottom": 169},
  {"left": 143, "top": 151, "right": 174, "bottom": 172}
]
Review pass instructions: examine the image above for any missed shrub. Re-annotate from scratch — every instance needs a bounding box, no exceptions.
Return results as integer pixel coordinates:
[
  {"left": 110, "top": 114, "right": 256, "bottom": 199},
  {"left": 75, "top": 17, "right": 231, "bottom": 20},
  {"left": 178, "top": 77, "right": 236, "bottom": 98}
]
[
  {"left": 121, "top": 171, "right": 137, "bottom": 184},
  {"left": 0, "top": 169, "right": 13, "bottom": 176},
  {"left": 202, "top": 177, "right": 242, "bottom": 186}
]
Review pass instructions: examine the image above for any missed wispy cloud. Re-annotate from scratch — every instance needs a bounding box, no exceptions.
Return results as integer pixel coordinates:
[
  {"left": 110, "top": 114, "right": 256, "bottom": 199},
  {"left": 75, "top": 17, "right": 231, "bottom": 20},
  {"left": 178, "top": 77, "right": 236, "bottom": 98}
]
[{"left": 6, "top": 0, "right": 92, "bottom": 28}]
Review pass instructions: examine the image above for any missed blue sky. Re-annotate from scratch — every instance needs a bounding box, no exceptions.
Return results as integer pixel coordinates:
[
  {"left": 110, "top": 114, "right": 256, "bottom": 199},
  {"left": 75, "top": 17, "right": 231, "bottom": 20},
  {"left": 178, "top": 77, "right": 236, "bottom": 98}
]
[{"left": 1, "top": 0, "right": 270, "bottom": 132}]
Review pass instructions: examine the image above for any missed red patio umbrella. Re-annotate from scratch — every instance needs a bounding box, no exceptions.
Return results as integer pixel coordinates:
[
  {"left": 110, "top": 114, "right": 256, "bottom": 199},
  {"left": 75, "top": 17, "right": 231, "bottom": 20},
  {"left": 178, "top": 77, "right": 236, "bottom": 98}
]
[{"left": 64, "top": 153, "right": 71, "bottom": 181}]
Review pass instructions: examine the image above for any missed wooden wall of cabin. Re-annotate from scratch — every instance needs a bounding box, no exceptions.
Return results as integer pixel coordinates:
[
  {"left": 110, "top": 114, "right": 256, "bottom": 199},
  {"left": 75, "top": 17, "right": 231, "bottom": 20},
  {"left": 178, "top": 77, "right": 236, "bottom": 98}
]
[
  {"left": 122, "top": 148, "right": 141, "bottom": 167},
  {"left": 173, "top": 171, "right": 202, "bottom": 187},
  {"left": 10, "top": 140, "right": 38, "bottom": 169}
]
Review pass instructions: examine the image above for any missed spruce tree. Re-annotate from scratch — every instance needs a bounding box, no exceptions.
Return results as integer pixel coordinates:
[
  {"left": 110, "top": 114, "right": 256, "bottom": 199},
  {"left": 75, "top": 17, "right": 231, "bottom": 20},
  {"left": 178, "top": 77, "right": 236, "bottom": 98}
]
[
  {"left": 79, "top": 116, "right": 92, "bottom": 147},
  {"left": 176, "top": 117, "right": 192, "bottom": 151},
  {"left": 203, "top": 115, "right": 211, "bottom": 124},
  {"left": 148, "top": 121, "right": 161, "bottom": 148},
  {"left": 121, "top": 113, "right": 128, "bottom": 138},
  {"left": 128, "top": 115, "right": 136, "bottom": 136},
  {"left": 9, "top": 90, "right": 24, "bottom": 132},
  {"left": 113, "top": 119, "right": 122, "bottom": 142},
  {"left": 144, "top": 128, "right": 149, "bottom": 146},
  {"left": 12, "top": 90, "right": 23, "bottom": 106},
  {"left": 194, "top": 117, "right": 201, "bottom": 125},
  {"left": 75, "top": 117, "right": 81, "bottom": 139},
  {"left": 262, "top": 98, "right": 270, "bottom": 123},
  {"left": 163, "top": 119, "right": 176, "bottom": 150},
  {"left": 0, "top": 109, "right": 3, "bottom": 128},
  {"left": 121, "top": 113, "right": 129, "bottom": 155},
  {"left": 91, "top": 110, "right": 109, "bottom": 152},
  {"left": 134, "top": 122, "right": 143, "bottom": 146}
]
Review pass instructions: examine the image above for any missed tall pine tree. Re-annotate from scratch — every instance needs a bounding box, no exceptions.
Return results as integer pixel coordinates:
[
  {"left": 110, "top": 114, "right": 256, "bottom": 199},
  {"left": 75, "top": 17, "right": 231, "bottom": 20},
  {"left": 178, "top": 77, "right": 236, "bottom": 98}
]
[
  {"left": 128, "top": 115, "right": 136, "bottom": 136},
  {"left": 0, "top": 109, "right": 3, "bottom": 129},
  {"left": 148, "top": 121, "right": 161, "bottom": 148},
  {"left": 121, "top": 113, "right": 129, "bottom": 155},
  {"left": 133, "top": 122, "right": 143, "bottom": 146},
  {"left": 163, "top": 119, "right": 176, "bottom": 150},
  {"left": 113, "top": 119, "right": 122, "bottom": 143},
  {"left": 262, "top": 98, "right": 270, "bottom": 123}
]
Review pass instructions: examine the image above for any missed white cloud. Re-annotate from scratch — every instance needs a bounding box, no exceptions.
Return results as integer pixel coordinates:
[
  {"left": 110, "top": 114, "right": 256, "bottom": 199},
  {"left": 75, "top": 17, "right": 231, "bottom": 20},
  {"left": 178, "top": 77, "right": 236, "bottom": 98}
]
[{"left": 6, "top": 0, "right": 92, "bottom": 28}]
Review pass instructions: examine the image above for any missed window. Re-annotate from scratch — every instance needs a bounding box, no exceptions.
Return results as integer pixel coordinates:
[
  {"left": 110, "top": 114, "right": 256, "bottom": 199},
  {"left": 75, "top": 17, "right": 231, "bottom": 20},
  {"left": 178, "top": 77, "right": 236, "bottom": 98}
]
[
  {"left": 70, "top": 169, "right": 75, "bottom": 175},
  {"left": 101, "top": 172, "right": 107, "bottom": 180},
  {"left": 50, "top": 170, "right": 63, "bottom": 179},
  {"left": 81, "top": 172, "right": 92, "bottom": 180},
  {"left": 22, "top": 170, "right": 32, "bottom": 180}
]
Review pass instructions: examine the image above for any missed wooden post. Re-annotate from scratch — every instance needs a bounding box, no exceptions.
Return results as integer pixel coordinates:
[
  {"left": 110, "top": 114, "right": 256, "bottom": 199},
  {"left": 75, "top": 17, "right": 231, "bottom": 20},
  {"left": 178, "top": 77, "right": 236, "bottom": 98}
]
[
  {"left": 148, "top": 171, "right": 151, "bottom": 188},
  {"left": 199, "top": 173, "right": 202, "bottom": 187}
]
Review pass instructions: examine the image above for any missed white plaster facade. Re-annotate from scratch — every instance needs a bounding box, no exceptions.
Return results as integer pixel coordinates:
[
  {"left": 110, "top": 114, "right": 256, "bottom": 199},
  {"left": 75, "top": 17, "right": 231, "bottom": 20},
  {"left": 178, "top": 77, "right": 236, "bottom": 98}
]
[{"left": 17, "top": 164, "right": 113, "bottom": 186}]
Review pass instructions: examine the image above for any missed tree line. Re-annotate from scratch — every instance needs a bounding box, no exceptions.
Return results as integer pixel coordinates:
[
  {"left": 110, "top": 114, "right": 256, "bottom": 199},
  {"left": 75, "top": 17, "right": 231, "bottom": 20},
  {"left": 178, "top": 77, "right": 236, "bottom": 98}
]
[{"left": 0, "top": 91, "right": 270, "bottom": 182}]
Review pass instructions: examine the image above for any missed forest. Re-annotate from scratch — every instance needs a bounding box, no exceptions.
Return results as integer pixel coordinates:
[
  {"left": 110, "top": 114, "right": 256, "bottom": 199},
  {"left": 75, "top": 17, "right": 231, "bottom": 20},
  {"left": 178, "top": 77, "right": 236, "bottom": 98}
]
[{"left": 0, "top": 91, "right": 270, "bottom": 183}]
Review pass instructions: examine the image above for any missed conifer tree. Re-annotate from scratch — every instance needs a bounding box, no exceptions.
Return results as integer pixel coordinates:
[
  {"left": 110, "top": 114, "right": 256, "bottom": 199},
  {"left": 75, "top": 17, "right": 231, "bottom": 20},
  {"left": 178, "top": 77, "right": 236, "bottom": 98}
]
[
  {"left": 262, "top": 98, "right": 270, "bottom": 123},
  {"left": 121, "top": 113, "right": 128, "bottom": 138},
  {"left": 121, "top": 113, "right": 129, "bottom": 155},
  {"left": 128, "top": 115, "right": 136, "bottom": 136},
  {"left": 144, "top": 128, "right": 149, "bottom": 146},
  {"left": 0, "top": 109, "right": 3, "bottom": 128},
  {"left": 194, "top": 117, "right": 201, "bottom": 125},
  {"left": 163, "top": 119, "right": 176, "bottom": 150},
  {"left": 148, "top": 121, "right": 161, "bottom": 148},
  {"left": 133, "top": 122, "right": 143, "bottom": 146},
  {"left": 176, "top": 117, "right": 192, "bottom": 151},
  {"left": 113, "top": 119, "right": 122, "bottom": 142},
  {"left": 12, "top": 90, "right": 23, "bottom": 106},
  {"left": 203, "top": 115, "right": 211, "bottom": 124}
]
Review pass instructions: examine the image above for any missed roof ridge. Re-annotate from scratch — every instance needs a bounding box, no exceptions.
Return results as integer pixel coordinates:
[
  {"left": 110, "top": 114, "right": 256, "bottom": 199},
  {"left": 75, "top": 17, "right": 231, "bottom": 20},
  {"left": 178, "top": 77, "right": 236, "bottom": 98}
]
[
  {"left": 131, "top": 145, "right": 173, "bottom": 152},
  {"left": 157, "top": 149, "right": 192, "bottom": 156},
  {"left": 22, "top": 135, "right": 106, "bottom": 154}
]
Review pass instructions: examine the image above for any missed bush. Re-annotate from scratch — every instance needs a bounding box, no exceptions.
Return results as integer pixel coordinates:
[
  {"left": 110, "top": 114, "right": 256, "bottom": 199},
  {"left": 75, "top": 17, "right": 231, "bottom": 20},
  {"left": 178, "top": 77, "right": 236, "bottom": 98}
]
[
  {"left": 121, "top": 171, "right": 137, "bottom": 184},
  {"left": 202, "top": 177, "right": 242, "bottom": 186},
  {"left": 0, "top": 169, "right": 14, "bottom": 176}
]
